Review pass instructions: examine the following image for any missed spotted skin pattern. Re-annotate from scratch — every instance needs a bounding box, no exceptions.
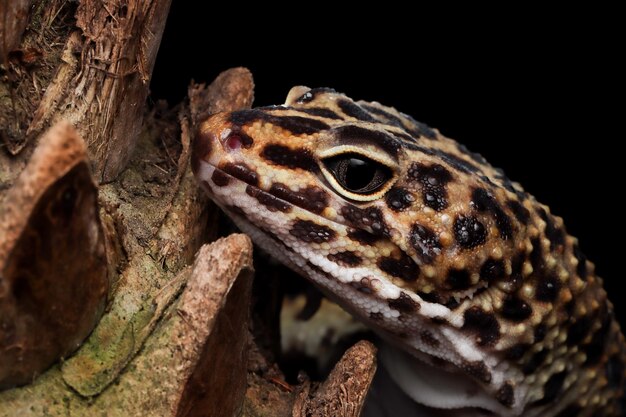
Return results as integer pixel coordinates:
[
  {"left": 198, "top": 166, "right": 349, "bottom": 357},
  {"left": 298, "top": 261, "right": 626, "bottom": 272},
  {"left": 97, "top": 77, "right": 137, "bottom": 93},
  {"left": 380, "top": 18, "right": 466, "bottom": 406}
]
[{"left": 192, "top": 86, "right": 626, "bottom": 416}]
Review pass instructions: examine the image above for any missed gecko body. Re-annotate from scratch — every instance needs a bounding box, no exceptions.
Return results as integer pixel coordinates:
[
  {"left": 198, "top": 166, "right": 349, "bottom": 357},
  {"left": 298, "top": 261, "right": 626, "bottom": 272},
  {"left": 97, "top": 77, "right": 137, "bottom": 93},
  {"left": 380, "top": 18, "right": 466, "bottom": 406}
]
[{"left": 192, "top": 86, "right": 626, "bottom": 416}]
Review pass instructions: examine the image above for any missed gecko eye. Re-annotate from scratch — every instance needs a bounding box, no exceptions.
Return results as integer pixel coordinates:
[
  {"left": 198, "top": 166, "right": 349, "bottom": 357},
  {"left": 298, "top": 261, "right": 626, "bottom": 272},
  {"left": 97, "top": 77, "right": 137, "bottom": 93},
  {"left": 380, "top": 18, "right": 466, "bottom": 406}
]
[{"left": 322, "top": 153, "right": 393, "bottom": 199}]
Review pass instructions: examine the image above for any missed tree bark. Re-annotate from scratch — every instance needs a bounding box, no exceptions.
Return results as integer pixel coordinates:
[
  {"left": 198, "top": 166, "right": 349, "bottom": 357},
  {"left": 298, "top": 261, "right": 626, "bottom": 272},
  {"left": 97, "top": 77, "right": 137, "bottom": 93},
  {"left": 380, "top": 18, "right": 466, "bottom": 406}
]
[{"left": 1, "top": 0, "right": 171, "bottom": 184}]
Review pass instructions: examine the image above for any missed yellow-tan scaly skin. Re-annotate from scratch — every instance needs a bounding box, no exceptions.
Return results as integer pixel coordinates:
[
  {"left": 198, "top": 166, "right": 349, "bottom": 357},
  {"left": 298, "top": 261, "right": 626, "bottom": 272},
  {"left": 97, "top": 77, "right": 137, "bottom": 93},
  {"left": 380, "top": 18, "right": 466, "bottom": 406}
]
[{"left": 191, "top": 86, "right": 626, "bottom": 416}]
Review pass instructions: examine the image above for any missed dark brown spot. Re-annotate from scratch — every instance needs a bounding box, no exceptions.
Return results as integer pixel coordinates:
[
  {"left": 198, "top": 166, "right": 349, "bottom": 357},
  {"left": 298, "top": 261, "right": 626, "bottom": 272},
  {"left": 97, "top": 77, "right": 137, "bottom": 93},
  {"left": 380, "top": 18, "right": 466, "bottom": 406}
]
[
  {"left": 228, "top": 109, "right": 264, "bottom": 125},
  {"left": 418, "top": 291, "right": 445, "bottom": 304},
  {"left": 583, "top": 312, "right": 611, "bottom": 365},
  {"left": 606, "top": 355, "right": 624, "bottom": 389},
  {"left": 347, "top": 228, "right": 380, "bottom": 245},
  {"left": 290, "top": 219, "right": 336, "bottom": 244},
  {"left": 534, "top": 323, "right": 547, "bottom": 343},
  {"left": 472, "top": 188, "right": 513, "bottom": 240},
  {"left": 408, "top": 162, "right": 453, "bottom": 184},
  {"left": 572, "top": 244, "right": 588, "bottom": 280},
  {"left": 496, "top": 382, "right": 515, "bottom": 407},
  {"left": 378, "top": 253, "right": 420, "bottom": 282},
  {"left": 388, "top": 292, "right": 420, "bottom": 314},
  {"left": 386, "top": 129, "right": 418, "bottom": 144},
  {"left": 229, "top": 109, "right": 330, "bottom": 135},
  {"left": 402, "top": 113, "right": 437, "bottom": 139},
  {"left": 341, "top": 205, "right": 390, "bottom": 237},
  {"left": 533, "top": 371, "right": 566, "bottom": 406},
  {"left": 507, "top": 200, "right": 530, "bottom": 224},
  {"left": 480, "top": 258, "right": 505, "bottom": 282},
  {"left": 538, "top": 208, "right": 565, "bottom": 249},
  {"left": 529, "top": 237, "right": 545, "bottom": 273},
  {"left": 508, "top": 252, "right": 525, "bottom": 289},
  {"left": 501, "top": 296, "right": 533, "bottom": 322},
  {"left": 270, "top": 116, "right": 331, "bottom": 135},
  {"left": 462, "top": 360, "right": 492, "bottom": 383},
  {"left": 454, "top": 215, "right": 487, "bottom": 249},
  {"left": 211, "top": 169, "right": 230, "bottom": 187},
  {"left": 327, "top": 251, "right": 362, "bottom": 267},
  {"left": 505, "top": 343, "right": 531, "bottom": 361},
  {"left": 430, "top": 316, "right": 448, "bottom": 325},
  {"left": 456, "top": 143, "right": 488, "bottom": 165},
  {"left": 246, "top": 185, "right": 291, "bottom": 212},
  {"left": 191, "top": 130, "right": 212, "bottom": 174},
  {"left": 269, "top": 183, "right": 329, "bottom": 214},
  {"left": 437, "top": 150, "right": 481, "bottom": 174},
  {"left": 407, "top": 162, "right": 453, "bottom": 211},
  {"left": 334, "top": 125, "right": 401, "bottom": 157},
  {"left": 446, "top": 268, "right": 471, "bottom": 290},
  {"left": 423, "top": 190, "right": 448, "bottom": 212},
  {"left": 462, "top": 307, "right": 501, "bottom": 347},
  {"left": 297, "top": 107, "right": 344, "bottom": 120},
  {"left": 409, "top": 223, "right": 441, "bottom": 263},
  {"left": 535, "top": 274, "right": 561, "bottom": 303},
  {"left": 361, "top": 104, "right": 406, "bottom": 129},
  {"left": 337, "top": 99, "right": 377, "bottom": 122},
  {"left": 420, "top": 330, "right": 440, "bottom": 347},
  {"left": 444, "top": 297, "right": 461, "bottom": 310},
  {"left": 369, "top": 312, "right": 384, "bottom": 321},
  {"left": 523, "top": 349, "right": 548, "bottom": 375},
  {"left": 385, "top": 187, "right": 415, "bottom": 211},
  {"left": 567, "top": 315, "right": 593, "bottom": 346},
  {"left": 261, "top": 144, "right": 317, "bottom": 171},
  {"left": 221, "top": 162, "right": 259, "bottom": 186}
]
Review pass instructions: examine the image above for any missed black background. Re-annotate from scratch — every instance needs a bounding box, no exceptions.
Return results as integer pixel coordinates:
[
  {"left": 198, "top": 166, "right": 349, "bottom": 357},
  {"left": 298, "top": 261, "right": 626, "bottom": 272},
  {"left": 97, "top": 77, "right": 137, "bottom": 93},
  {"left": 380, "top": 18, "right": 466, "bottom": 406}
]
[{"left": 151, "top": 5, "right": 623, "bottom": 323}]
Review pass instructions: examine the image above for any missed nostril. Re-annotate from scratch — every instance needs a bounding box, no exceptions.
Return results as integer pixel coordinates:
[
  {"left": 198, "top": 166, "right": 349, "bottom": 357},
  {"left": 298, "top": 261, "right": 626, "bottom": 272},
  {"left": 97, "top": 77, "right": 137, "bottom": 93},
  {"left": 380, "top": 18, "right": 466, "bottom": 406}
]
[
  {"left": 222, "top": 130, "right": 254, "bottom": 151},
  {"left": 226, "top": 133, "right": 243, "bottom": 150}
]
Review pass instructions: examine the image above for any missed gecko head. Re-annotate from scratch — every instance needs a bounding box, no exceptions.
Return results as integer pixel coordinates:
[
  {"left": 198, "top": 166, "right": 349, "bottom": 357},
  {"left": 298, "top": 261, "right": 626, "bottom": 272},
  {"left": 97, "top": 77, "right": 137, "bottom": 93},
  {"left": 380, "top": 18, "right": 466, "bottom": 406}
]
[
  {"left": 191, "top": 86, "right": 579, "bottom": 414},
  {"left": 192, "top": 86, "right": 528, "bottom": 319}
]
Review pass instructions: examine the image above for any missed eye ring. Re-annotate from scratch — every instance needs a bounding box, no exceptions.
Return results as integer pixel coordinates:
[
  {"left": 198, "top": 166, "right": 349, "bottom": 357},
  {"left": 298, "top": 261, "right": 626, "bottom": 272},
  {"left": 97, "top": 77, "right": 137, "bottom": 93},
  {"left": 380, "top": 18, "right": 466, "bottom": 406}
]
[{"left": 321, "top": 152, "right": 395, "bottom": 202}]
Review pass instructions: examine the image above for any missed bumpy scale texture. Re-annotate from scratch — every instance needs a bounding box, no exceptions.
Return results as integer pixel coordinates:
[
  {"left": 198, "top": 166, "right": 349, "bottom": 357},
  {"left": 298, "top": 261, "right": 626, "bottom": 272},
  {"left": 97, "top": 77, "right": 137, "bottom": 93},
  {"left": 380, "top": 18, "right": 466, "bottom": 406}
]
[{"left": 192, "top": 86, "right": 626, "bottom": 416}]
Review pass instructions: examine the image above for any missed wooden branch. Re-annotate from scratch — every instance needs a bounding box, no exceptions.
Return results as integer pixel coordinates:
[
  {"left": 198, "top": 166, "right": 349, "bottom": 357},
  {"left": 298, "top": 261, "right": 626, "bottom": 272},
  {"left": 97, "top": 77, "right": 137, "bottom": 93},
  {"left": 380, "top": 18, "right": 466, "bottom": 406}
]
[{"left": 1, "top": 0, "right": 172, "bottom": 184}]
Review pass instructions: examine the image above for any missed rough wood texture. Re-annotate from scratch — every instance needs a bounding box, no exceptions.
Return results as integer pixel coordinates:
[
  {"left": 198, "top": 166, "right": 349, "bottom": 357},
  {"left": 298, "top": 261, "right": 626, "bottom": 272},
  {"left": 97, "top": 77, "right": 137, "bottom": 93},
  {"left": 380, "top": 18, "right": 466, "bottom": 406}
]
[
  {"left": 292, "top": 341, "right": 377, "bottom": 417},
  {"left": 1, "top": 0, "right": 172, "bottom": 184},
  {"left": 0, "top": 122, "right": 108, "bottom": 389},
  {"left": 0, "top": 0, "right": 34, "bottom": 62},
  {"left": 0, "top": 234, "right": 255, "bottom": 416}
]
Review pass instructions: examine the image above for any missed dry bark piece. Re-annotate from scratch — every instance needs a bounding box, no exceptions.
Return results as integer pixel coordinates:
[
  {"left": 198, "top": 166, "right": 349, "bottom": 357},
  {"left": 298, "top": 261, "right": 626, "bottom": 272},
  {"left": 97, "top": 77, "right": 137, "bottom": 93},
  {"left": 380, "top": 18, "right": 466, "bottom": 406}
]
[
  {"left": 175, "top": 234, "right": 254, "bottom": 417},
  {"left": 188, "top": 67, "right": 255, "bottom": 131},
  {"left": 0, "top": 234, "right": 255, "bottom": 417},
  {"left": 293, "top": 340, "right": 378, "bottom": 417},
  {"left": 0, "top": 121, "right": 108, "bottom": 389}
]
